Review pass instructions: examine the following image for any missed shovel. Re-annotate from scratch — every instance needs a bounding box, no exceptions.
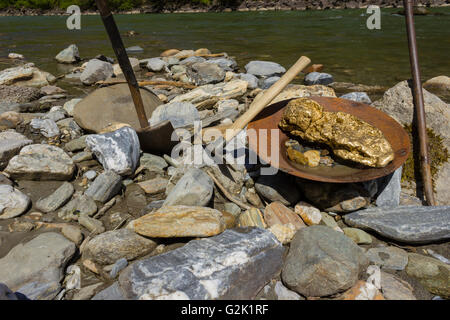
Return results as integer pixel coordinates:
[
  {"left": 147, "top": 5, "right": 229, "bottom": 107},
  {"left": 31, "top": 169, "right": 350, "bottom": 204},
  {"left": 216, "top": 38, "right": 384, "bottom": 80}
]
[{"left": 95, "top": 0, "right": 177, "bottom": 155}]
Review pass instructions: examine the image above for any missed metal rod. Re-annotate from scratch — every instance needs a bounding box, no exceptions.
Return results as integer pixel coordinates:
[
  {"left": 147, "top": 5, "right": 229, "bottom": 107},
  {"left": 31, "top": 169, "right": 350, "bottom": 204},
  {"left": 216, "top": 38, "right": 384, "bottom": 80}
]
[
  {"left": 403, "top": 0, "right": 435, "bottom": 206},
  {"left": 94, "top": 0, "right": 149, "bottom": 129}
]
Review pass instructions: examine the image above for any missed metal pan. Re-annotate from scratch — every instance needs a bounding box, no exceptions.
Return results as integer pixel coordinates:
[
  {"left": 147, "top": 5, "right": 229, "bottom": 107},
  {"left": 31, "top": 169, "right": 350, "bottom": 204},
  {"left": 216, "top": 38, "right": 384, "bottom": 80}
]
[{"left": 247, "top": 96, "right": 410, "bottom": 183}]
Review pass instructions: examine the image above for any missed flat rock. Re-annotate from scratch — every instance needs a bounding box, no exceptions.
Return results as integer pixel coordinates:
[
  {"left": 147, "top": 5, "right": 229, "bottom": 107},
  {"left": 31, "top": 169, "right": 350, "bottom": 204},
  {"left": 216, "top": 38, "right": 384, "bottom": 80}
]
[
  {"left": 380, "top": 271, "right": 416, "bottom": 300},
  {"left": 78, "top": 215, "right": 104, "bottom": 234},
  {"left": 0, "top": 130, "right": 32, "bottom": 169},
  {"left": 238, "top": 208, "right": 267, "bottom": 229},
  {"left": 84, "top": 171, "right": 122, "bottom": 203},
  {"left": 343, "top": 227, "right": 372, "bottom": 244},
  {"left": 163, "top": 168, "right": 213, "bottom": 207},
  {"left": 0, "top": 65, "right": 34, "bottom": 85},
  {"left": 125, "top": 46, "right": 143, "bottom": 53},
  {"left": 255, "top": 173, "right": 300, "bottom": 206},
  {"left": 148, "top": 101, "right": 200, "bottom": 129},
  {"left": 137, "top": 177, "right": 168, "bottom": 195},
  {"left": 134, "top": 205, "right": 226, "bottom": 238},
  {"left": 376, "top": 167, "right": 402, "bottom": 208},
  {"left": 0, "top": 84, "right": 41, "bottom": 104},
  {"left": 0, "top": 185, "right": 31, "bottom": 219},
  {"left": 5, "top": 144, "right": 75, "bottom": 181},
  {"left": 83, "top": 229, "right": 157, "bottom": 265},
  {"left": 0, "top": 232, "right": 76, "bottom": 300},
  {"left": 245, "top": 61, "right": 285, "bottom": 77},
  {"left": 366, "top": 246, "right": 408, "bottom": 271},
  {"left": 30, "top": 118, "right": 60, "bottom": 138},
  {"left": 343, "top": 206, "right": 450, "bottom": 244},
  {"left": 86, "top": 126, "right": 140, "bottom": 176},
  {"left": 94, "top": 228, "right": 284, "bottom": 300},
  {"left": 205, "top": 57, "right": 237, "bottom": 71},
  {"left": 73, "top": 84, "right": 162, "bottom": 133},
  {"left": 406, "top": 253, "right": 450, "bottom": 299},
  {"left": 55, "top": 44, "right": 80, "bottom": 64},
  {"left": 264, "top": 201, "right": 305, "bottom": 229},
  {"left": 139, "top": 153, "right": 168, "bottom": 170},
  {"left": 304, "top": 72, "right": 334, "bottom": 85},
  {"left": 187, "top": 62, "right": 225, "bottom": 85},
  {"left": 80, "top": 59, "right": 114, "bottom": 85},
  {"left": 36, "top": 182, "right": 74, "bottom": 213},
  {"left": 58, "top": 193, "right": 97, "bottom": 220},
  {"left": 282, "top": 225, "right": 369, "bottom": 297}
]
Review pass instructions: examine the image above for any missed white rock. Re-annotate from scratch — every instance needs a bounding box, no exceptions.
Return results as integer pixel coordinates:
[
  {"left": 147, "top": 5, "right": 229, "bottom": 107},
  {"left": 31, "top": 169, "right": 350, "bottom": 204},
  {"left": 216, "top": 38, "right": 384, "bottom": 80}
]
[
  {"left": 145, "top": 58, "right": 167, "bottom": 72},
  {"left": 63, "top": 98, "right": 82, "bottom": 116},
  {"left": 30, "top": 118, "right": 60, "bottom": 138},
  {"left": 0, "top": 185, "right": 31, "bottom": 219},
  {"left": 0, "top": 130, "right": 32, "bottom": 169},
  {"left": 80, "top": 59, "right": 114, "bottom": 85}
]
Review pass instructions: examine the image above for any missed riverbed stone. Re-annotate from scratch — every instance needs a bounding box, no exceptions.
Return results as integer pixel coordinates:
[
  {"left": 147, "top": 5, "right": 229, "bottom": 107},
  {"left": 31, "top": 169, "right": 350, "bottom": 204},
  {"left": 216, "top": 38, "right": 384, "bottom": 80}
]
[
  {"left": 0, "top": 185, "right": 31, "bottom": 219},
  {"left": 423, "top": 75, "right": 450, "bottom": 96},
  {"left": 405, "top": 253, "right": 450, "bottom": 299},
  {"left": 58, "top": 193, "right": 97, "bottom": 220},
  {"left": 294, "top": 201, "right": 322, "bottom": 226},
  {"left": 85, "top": 126, "right": 140, "bottom": 176},
  {"left": 0, "top": 111, "right": 24, "bottom": 130},
  {"left": 206, "top": 57, "right": 237, "bottom": 71},
  {"left": 366, "top": 246, "right": 408, "bottom": 271},
  {"left": 0, "top": 84, "right": 41, "bottom": 104},
  {"left": 126, "top": 46, "right": 144, "bottom": 53},
  {"left": 261, "top": 76, "right": 280, "bottom": 89},
  {"left": 256, "top": 84, "right": 337, "bottom": 105},
  {"left": 84, "top": 171, "right": 122, "bottom": 203},
  {"left": 30, "top": 118, "right": 60, "bottom": 138},
  {"left": 137, "top": 177, "right": 168, "bottom": 195},
  {"left": 0, "top": 65, "right": 34, "bottom": 85},
  {"left": 94, "top": 227, "right": 283, "bottom": 300},
  {"left": 343, "top": 206, "right": 450, "bottom": 244},
  {"left": 5, "top": 144, "right": 75, "bottom": 181},
  {"left": 282, "top": 225, "right": 369, "bottom": 297},
  {"left": 245, "top": 61, "right": 285, "bottom": 77},
  {"left": 78, "top": 215, "right": 104, "bottom": 234},
  {"left": 36, "top": 182, "right": 74, "bottom": 213},
  {"left": 148, "top": 101, "right": 200, "bottom": 129},
  {"left": 380, "top": 272, "right": 416, "bottom": 300},
  {"left": 188, "top": 62, "right": 225, "bottom": 85},
  {"left": 372, "top": 80, "right": 450, "bottom": 206},
  {"left": 55, "top": 44, "right": 80, "bottom": 64},
  {"left": 80, "top": 59, "right": 114, "bottom": 85},
  {"left": 145, "top": 57, "right": 167, "bottom": 72},
  {"left": 139, "top": 153, "right": 168, "bottom": 170},
  {"left": 134, "top": 205, "right": 226, "bottom": 238},
  {"left": 340, "top": 92, "right": 372, "bottom": 104},
  {"left": 343, "top": 227, "right": 372, "bottom": 244},
  {"left": 83, "top": 229, "right": 157, "bottom": 265},
  {"left": 61, "top": 224, "right": 83, "bottom": 245},
  {"left": 0, "top": 130, "right": 32, "bottom": 170},
  {"left": 238, "top": 208, "right": 267, "bottom": 229},
  {"left": 113, "top": 57, "right": 140, "bottom": 76},
  {"left": 304, "top": 72, "right": 334, "bottom": 86},
  {"left": 0, "top": 232, "right": 76, "bottom": 300},
  {"left": 163, "top": 168, "right": 213, "bottom": 207},
  {"left": 264, "top": 201, "right": 305, "bottom": 229},
  {"left": 63, "top": 98, "right": 82, "bottom": 116},
  {"left": 376, "top": 167, "right": 402, "bottom": 208},
  {"left": 255, "top": 173, "right": 300, "bottom": 206},
  {"left": 238, "top": 73, "right": 258, "bottom": 89}
]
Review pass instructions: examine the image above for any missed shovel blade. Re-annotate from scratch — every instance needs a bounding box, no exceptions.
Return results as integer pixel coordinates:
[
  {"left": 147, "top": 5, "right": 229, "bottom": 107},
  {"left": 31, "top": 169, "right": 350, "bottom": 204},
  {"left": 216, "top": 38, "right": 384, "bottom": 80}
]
[{"left": 137, "top": 120, "right": 178, "bottom": 155}]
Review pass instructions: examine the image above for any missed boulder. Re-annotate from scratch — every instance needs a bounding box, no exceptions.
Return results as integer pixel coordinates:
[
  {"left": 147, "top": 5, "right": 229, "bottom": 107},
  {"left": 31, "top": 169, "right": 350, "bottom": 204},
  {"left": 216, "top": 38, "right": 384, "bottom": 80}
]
[
  {"left": 5, "top": 144, "right": 75, "bottom": 181},
  {"left": 80, "top": 59, "right": 114, "bottom": 85},
  {"left": 73, "top": 84, "right": 162, "bottom": 133},
  {"left": 63, "top": 98, "right": 82, "bottom": 116},
  {"left": 0, "top": 232, "right": 76, "bottom": 300},
  {"left": 0, "top": 130, "right": 32, "bottom": 170},
  {"left": 423, "top": 75, "right": 450, "bottom": 96},
  {"left": 93, "top": 228, "right": 284, "bottom": 300},
  {"left": 282, "top": 225, "right": 369, "bottom": 297},
  {"left": 55, "top": 44, "right": 80, "bottom": 64},
  {"left": 134, "top": 205, "right": 226, "bottom": 238},
  {"left": 372, "top": 80, "right": 450, "bottom": 205},
  {"left": 83, "top": 229, "right": 157, "bottom": 265},
  {"left": 245, "top": 61, "right": 285, "bottom": 77},
  {"left": 36, "top": 182, "right": 74, "bottom": 213},
  {"left": 187, "top": 62, "right": 225, "bottom": 85},
  {"left": 163, "top": 168, "right": 213, "bottom": 207},
  {"left": 0, "top": 185, "right": 30, "bottom": 219},
  {"left": 343, "top": 206, "right": 450, "bottom": 244},
  {"left": 85, "top": 126, "right": 140, "bottom": 176}
]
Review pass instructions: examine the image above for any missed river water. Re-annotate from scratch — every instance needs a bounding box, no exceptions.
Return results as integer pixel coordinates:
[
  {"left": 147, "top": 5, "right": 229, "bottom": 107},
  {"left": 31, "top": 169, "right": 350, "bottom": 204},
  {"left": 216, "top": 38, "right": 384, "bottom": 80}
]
[{"left": 1, "top": 8, "right": 449, "bottom": 90}]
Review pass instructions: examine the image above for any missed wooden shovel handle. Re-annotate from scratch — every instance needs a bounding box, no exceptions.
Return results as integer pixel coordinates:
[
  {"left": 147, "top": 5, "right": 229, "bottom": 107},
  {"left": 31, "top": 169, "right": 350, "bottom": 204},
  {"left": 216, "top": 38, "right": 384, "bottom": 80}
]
[{"left": 225, "top": 56, "right": 311, "bottom": 142}]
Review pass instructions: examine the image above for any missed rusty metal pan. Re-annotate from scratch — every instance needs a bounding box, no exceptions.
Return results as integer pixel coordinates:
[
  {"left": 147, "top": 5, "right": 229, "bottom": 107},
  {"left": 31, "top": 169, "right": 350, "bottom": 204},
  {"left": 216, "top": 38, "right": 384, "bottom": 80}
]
[{"left": 247, "top": 96, "right": 410, "bottom": 183}]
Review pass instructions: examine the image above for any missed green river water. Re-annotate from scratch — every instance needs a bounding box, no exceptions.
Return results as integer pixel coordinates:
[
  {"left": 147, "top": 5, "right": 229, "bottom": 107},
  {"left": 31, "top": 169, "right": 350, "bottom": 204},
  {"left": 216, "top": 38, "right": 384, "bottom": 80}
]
[{"left": 0, "top": 8, "right": 449, "bottom": 91}]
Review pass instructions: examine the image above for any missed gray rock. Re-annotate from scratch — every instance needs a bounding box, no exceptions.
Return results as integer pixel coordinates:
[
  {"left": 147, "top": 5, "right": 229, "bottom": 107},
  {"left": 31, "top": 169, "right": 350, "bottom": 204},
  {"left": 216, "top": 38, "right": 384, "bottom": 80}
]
[
  {"left": 304, "top": 72, "right": 334, "bottom": 86},
  {"left": 343, "top": 206, "right": 450, "bottom": 243},
  {"left": 56, "top": 118, "right": 82, "bottom": 139},
  {"left": 72, "top": 282, "right": 103, "bottom": 300},
  {"left": 78, "top": 215, "right": 104, "bottom": 234},
  {"left": 58, "top": 193, "right": 97, "bottom": 220},
  {"left": 44, "top": 109, "right": 66, "bottom": 123},
  {"left": 55, "top": 44, "right": 80, "bottom": 64},
  {"left": 94, "top": 228, "right": 283, "bottom": 300},
  {"left": 255, "top": 173, "right": 300, "bottom": 206},
  {"left": 91, "top": 282, "right": 125, "bottom": 300},
  {"left": 64, "top": 135, "right": 88, "bottom": 152},
  {"left": 366, "top": 246, "right": 408, "bottom": 271},
  {"left": 274, "top": 281, "right": 304, "bottom": 300},
  {"left": 380, "top": 272, "right": 416, "bottom": 300},
  {"left": 0, "top": 185, "right": 31, "bottom": 219},
  {"left": 30, "top": 118, "right": 60, "bottom": 138},
  {"left": 63, "top": 98, "right": 82, "bottom": 116},
  {"left": 205, "top": 58, "right": 237, "bottom": 71},
  {"left": 36, "top": 182, "right": 74, "bottom": 213},
  {"left": 72, "top": 151, "right": 92, "bottom": 163},
  {"left": 179, "top": 56, "right": 205, "bottom": 65},
  {"left": 149, "top": 101, "right": 200, "bottom": 129},
  {"left": 83, "top": 170, "right": 97, "bottom": 180},
  {"left": 281, "top": 225, "right": 369, "bottom": 297},
  {"left": 188, "top": 62, "right": 225, "bottom": 85},
  {"left": 86, "top": 126, "right": 140, "bottom": 176},
  {"left": 0, "top": 84, "right": 41, "bottom": 104},
  {"left": 145, "top": 58, "right": 167, "bottom": 72},
  {"left": 0, "top": 130, "right": 32, "bottom": 170},
  {"left": 0, "top": 232, "right": 76, "bottom": 300},
  {"left": 80, "top": 59, "right": 114, "bottom": 85},
  {"left": 40, "top": 85, "right": 66, "bottom": 96},
  {"left": 0, "top": 64, "right": 34, "bottom": 86},
  {"left": 125, "top": 46, "right": 144, "bottom": 53},
  {"left": 163, "top": 168, "right": 213, "bottom": 207},
  {"left": 340, "top": 92, "right": 372, "bottom": 104},
  {"left": 139, "top": 153, "right": 168, "bottom": 170},
  {"left": 376, "top": 167, "right": 402, "bottom": 208},
  {"left": 0, "top": 283, "right": 19, "bottom": 300},
  {"left": 84, "top": 171, "right": 122, "bottom": 203},
  {"left": 261, "top": 76, "right": 280, "bottom": 89},
  {"left": 84, "top": 229, "right": 157, "bottom": 265},
  {"left": 5, "top": 144, "right": 75, "bottom": 181},
  {"left": 109, "top": 258, "right": 128, "bottom": 279},
  {"left": 245, "top": 61, "right": 286, "bottom": 77},
  {"left": 224, "top": 202, "right": 241, "bottom": 218},
  {"left": 61, "top": 224, "right": 83, "bottom": 245},
  {"left": 238, "top": 73, "right": 259, "bottom": 89}
]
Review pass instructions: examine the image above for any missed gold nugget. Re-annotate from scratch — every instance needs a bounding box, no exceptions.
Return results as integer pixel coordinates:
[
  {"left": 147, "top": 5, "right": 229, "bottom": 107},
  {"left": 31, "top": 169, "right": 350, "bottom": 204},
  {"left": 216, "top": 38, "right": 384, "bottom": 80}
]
[{"left": 279, "top": 98, "right": 394, "bottom": 168}]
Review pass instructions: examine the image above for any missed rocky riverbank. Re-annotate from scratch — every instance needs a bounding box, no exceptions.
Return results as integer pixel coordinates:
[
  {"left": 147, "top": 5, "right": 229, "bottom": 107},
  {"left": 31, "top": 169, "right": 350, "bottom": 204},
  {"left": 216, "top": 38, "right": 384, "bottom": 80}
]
[
  {"left": 0, "top": 0, "right": 449, "bottom": 16},
  {"left": 0, "top": 45, "right": 449, "bottom": 300}
]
